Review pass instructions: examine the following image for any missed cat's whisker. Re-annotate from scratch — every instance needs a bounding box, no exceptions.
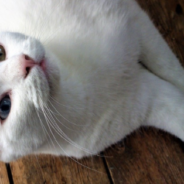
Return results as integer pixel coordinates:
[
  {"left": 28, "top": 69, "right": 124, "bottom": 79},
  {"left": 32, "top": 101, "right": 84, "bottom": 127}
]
[
  {"left": 50, "top": 96, "right": 84, "bottom": 110},
  {"left": 43, "top": 104, "right": 93, "bottom": 154},
  {"left": 39, "top": 101, "right": 97, "bottom": 164},
  {"left": 38, "top": 98, "right": 79, "bottom": 130},
  {"left": 43, "top": 103, "right": 80, "bottom": 131},
  {"left": 43, "top": 98, "right": 129, "bottom": 159},
  {"left": 48, "top": 99, "right": 89, "bottom": 127},
  {"left": 38, "top": 93, "right": 130, "bottom": 158},
  {"left": 38, "top": 99, "right": 102, "bottom": 156},
  {"left": 45, "top": 104, "right": 83, "bottom": 132},
  {"left": 40, "top": 103, "right": 104, "bottom": 173},
  {"left": 36, "top": 110, "right": 56, "bottom": 151},
  {"left": 40, "top": 104, "right": 77, "bottom": 155},
  {"left": 39, "top": 102, "right": 68, "bottom": 151}
]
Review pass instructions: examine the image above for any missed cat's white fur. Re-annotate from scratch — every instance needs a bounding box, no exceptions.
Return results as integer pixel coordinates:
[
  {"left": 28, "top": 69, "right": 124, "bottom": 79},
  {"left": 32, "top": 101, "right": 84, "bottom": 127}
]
[{"left": 0, "top": 0, "right": 183, "bottom": 162}]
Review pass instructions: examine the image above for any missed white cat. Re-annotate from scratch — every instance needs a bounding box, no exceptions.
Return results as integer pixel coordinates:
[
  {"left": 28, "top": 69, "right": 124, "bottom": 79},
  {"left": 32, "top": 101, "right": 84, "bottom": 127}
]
[{"left": 0, "top": 0, "right": 183, "bottom": 163}]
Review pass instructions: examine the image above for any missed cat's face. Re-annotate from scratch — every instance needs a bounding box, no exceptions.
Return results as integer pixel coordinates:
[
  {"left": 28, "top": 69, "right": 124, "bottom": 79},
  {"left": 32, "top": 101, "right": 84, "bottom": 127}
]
[{"left": 0, "top": 32, "right": 60, "bottom": 162}]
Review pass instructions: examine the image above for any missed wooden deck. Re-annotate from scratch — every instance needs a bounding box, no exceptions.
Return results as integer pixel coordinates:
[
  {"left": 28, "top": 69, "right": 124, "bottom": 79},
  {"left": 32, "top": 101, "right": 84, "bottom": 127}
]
[{"left": 1, "top": 0, "right": 184, "bottom": 183}]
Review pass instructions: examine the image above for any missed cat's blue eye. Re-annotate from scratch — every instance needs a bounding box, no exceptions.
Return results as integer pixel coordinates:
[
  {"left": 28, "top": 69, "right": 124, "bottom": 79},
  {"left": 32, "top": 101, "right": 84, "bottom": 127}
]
[{"left": 0, "top": 96, "right": 11, "bottom": 120}]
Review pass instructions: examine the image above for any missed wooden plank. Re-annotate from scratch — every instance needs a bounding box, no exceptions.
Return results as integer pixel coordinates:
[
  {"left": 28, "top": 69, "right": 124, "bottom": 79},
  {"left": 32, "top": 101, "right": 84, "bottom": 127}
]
[
  {"left": 10, "top": 155, "right": 110, "bottom": 184},
  {"left": 104, "top": 128, "right": 184, "bottom": 184},
  {"left": 104, "top": 1, "right": 184, "bottom": 183},
  {"left": 0, "top": 162, "right": 10, "bottom": 184}
]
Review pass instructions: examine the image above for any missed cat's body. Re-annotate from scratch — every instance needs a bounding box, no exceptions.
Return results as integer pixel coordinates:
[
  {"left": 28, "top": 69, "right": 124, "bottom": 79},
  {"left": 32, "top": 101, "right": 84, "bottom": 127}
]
[{"left": 0, "top": 0, "right": 184, "bottom": 162}]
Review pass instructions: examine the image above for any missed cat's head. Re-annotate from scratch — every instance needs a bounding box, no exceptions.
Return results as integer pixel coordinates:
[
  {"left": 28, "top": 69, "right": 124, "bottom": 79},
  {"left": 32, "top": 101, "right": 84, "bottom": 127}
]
[{"left": 0, "top": 31, "right": 60, "bottom": 162}]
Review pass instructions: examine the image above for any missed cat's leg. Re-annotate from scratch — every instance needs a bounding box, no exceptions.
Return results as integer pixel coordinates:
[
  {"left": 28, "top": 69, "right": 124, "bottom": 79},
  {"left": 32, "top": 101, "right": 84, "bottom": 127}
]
[
  {"left": 140, "top": 68, "right": 184, "bottom": 141},
  {"left": 132, "top": 1, "right": 184, "bottom": 92}
]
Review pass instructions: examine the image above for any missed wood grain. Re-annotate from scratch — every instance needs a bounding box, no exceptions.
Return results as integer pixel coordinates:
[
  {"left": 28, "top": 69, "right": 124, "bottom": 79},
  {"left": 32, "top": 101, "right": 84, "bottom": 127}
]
[
  {"left": 105, "top": 128, "right": 184, "bottom": 184},
  {"left": 10, "top": 155, "right": 110, "bottom": 184},
  {"left": 0, "top": 162, "right": 10, "bottom": 184}
]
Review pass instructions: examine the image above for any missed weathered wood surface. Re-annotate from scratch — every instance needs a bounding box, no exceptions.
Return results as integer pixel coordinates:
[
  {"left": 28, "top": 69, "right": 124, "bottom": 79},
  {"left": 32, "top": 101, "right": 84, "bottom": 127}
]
[
  {"left": 10, "top": 156, "right": 110, "bottom": 184},
  {"left": 0, "top": 163, "right": 10, "bottom": 184},
  {"left": 0, "top": 0, "right": 184, "bottom": 183},
  {"left": 105, "top": 128, "right": 184, "bottom": 184}
]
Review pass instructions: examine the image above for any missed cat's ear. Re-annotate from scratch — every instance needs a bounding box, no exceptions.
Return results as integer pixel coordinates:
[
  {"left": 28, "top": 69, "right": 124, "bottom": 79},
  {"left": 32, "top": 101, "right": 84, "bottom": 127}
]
[{"left": 132, "top": 1, "right": 184, "bottom": 92}]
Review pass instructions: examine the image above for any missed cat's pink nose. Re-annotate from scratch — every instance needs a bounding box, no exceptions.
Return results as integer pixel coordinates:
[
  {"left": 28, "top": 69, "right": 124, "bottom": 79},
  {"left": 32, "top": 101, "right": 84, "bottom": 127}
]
[{"left": 21, "top": 54, "right": 36, "bottom": 78}]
